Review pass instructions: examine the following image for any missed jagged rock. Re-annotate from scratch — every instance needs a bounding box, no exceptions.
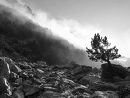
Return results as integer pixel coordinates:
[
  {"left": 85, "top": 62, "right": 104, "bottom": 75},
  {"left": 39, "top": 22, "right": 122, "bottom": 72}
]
[
  {"left": 0, "top": 77, "right": 12, "bottom": 96},
  {"left": 10, "top": 72, "right": 19, "bottom": 82},
  {"left": 91, "top": 91, "right": 119, "bottom": 98},
  {"left": 4, "top": 57, "right": 22, "bottom": 74},
  {"left": 101, "top": 63, "right": 129, "bottom": 82},
  {"left": 16, "top": 62, "right": 31, "bottom": 69},
  {"left": 13, "top": 86, "right": 24, "bottom": 98},
  {"left": 0, "top": 57, "right": 10, "bottom": 80},
  {"left": 89, "top": 81, "right": 118, "bottom": 91}
]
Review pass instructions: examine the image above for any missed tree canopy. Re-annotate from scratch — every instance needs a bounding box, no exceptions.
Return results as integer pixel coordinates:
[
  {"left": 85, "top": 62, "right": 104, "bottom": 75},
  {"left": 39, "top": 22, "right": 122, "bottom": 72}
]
[{"left": 86, "top": 33, "right": 121, "bottom": 65}]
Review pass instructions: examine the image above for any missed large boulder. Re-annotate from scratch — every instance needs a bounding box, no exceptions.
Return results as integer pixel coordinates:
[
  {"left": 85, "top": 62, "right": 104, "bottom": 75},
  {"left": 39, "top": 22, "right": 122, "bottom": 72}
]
[{"left": 101, "top": 63, "right": 129, "bottom": 82}]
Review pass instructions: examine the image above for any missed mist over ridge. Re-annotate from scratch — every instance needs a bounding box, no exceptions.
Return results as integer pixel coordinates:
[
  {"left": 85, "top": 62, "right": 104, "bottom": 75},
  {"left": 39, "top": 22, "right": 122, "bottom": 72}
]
[
  {"left": 0, "top": 0, "right": 102, "bottom": 50},
  {"left": 0, "top": 1, "right": 104, "bottom": 68}
]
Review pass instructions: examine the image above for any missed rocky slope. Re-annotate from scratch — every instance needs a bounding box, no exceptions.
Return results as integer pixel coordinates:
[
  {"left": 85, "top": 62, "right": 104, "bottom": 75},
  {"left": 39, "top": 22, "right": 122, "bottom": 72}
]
[
  {"left": 1, "top": 1, "right": 130, "bottom": 98},
  {"left": 1, "top": 56, "right": 130, "bottom": 98}
]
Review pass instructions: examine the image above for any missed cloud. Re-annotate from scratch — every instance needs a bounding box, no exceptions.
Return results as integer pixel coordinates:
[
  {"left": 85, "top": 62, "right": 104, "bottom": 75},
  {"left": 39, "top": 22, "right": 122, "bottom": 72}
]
[{"left": 0, "top": 0, "right": 102, "bottom": 49}]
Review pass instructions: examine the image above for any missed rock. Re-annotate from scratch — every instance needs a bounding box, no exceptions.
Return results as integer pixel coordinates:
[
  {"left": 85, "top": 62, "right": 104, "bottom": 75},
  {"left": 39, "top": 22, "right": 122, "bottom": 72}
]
[
  {"left": 92, "top": 67, "right": 101, "bottom": 74},
  {"left": 10, "top": 82, "right": 20, "bottom": 87},
  {"left": 79, "top": 74, "right": 100, "bottom": 85},
  {"left": 72, "top": 87, "right": 92, "bottom": 95},
  {"left": 0, "top": 77, "right": 12, "bottom": 95},
  {"left": 36, "top": 69, "right": 44, "bottom": 74},
  {"left": 91, "top": 91, "right": 119, "bottom": 98},
  {"left": 36, "top": 61, "right": 47, "bottom": 68},
  {"left": 56, "top": 61, "right": 79, "bottom": 69},
  {"left": 72, "top": 65, "right": 92, "bottom": 75},
  {"left": 59, "top": 78, "right": 79, "bottom": 91},
  {"left": 44, "top": 87, "right": 59, "bottom": 92},
  {"left": 78, "top": 77, "right": 90, "bottom": 85},
  {"left": 16, "top": 62, "right": 31, "bottom": 69},
  {"left": 15, "top": 78, "right": 23, "bottom": 85},
  {"left": 125, "top": 95, "right": 130, "bottom": 98},
  {"left": 19, "top": 72, "right": 28, "bottom": 79},
  {"left": 113, "top": 76, "right": 124, "bottom": 82},
  {"left": 10, "top": 72, "right": 19, "bottom": 82},
  {"left": 39, "top": 91, "right": 62, "bottom": 98},
  {"left": 0, "top": 93, "right": 13, "bottom": 98},
  {"left": 13, "top": 86, "right": 24, "bottom": 98},
  {"left": 4, "top": 57, "right": 22, "bottom": 74},
  {"left": 0, "top": 57, "right": 10, "bottom": 80},
  {"left": 101, "top": 63, "right": 129, "bottom": 82},
  {"left": 32, "top": 78, "right": 42, "bottom": 85},
  {"left": 22, "top": 83, "right": 40, "bottom": 96},
  {"left": 125, "top": 76, "right": 130, "bottom": 81},
  {"left": 89, "top": 81, "right": 118, "bottom": 91}
]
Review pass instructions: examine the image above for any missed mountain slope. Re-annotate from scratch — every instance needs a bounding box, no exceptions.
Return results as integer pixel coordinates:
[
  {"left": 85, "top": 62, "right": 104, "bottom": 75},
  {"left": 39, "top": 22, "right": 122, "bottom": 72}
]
[{"left": 0, "top": 4, "right": 102, "bottom": 67}]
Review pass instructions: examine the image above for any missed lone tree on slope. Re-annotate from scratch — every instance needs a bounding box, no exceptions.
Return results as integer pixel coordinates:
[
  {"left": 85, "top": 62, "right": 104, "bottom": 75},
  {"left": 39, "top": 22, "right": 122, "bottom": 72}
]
[{"left": 86, "top": 33, "right": 121, "bottom": 68}]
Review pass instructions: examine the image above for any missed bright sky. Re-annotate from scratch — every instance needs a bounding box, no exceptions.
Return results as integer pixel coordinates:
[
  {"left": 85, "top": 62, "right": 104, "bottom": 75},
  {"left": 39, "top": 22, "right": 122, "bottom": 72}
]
[{"left": 19, "top": 0, "right": 130, "bottom": 57}]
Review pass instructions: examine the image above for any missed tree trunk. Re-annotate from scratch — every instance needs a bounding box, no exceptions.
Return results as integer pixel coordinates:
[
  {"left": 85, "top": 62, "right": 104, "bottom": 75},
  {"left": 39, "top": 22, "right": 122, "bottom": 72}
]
[{"left": 107, "top": 60, "right": 113, "bottom": 68}]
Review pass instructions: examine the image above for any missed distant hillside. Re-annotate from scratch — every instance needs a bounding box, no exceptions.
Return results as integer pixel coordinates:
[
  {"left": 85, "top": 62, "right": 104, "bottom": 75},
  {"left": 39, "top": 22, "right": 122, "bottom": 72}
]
[{"left": 0, "top": 4, "right": 101, "bottom": 67}]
